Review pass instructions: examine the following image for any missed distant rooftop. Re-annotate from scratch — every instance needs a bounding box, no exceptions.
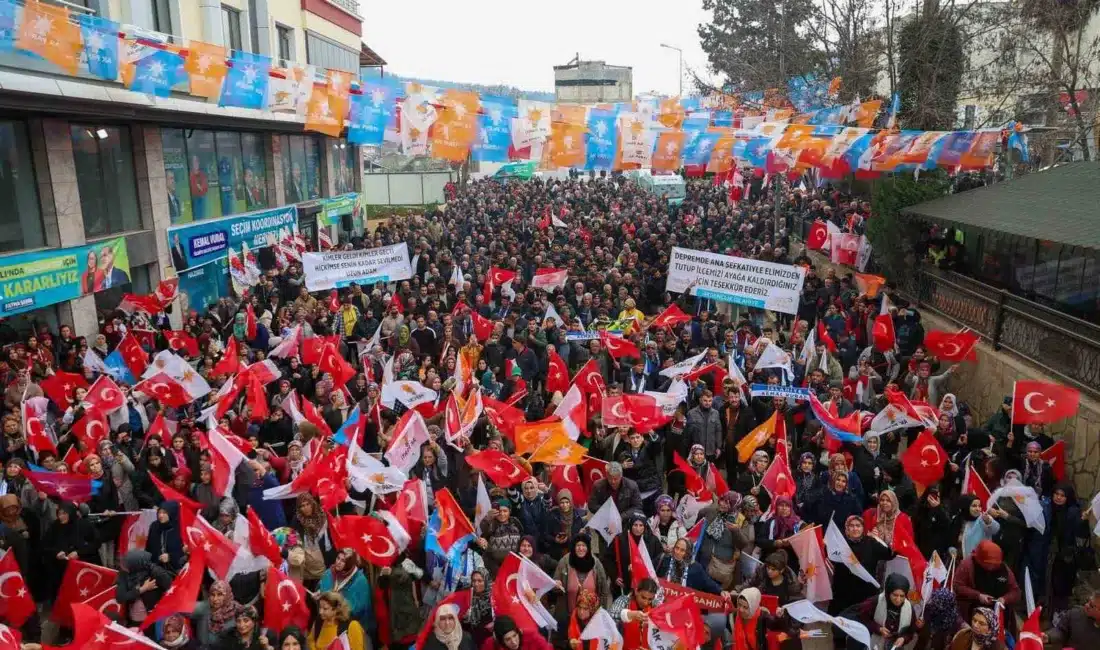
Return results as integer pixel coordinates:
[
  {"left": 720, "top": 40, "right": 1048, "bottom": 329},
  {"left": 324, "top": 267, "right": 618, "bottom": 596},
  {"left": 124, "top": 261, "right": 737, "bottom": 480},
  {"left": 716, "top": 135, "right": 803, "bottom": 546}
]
[
  {"left": 553, "top": 57, "right": 632, "bottom": 72},
  {"left": 378, "top": 73, "right": 555, "bottom": 102}
]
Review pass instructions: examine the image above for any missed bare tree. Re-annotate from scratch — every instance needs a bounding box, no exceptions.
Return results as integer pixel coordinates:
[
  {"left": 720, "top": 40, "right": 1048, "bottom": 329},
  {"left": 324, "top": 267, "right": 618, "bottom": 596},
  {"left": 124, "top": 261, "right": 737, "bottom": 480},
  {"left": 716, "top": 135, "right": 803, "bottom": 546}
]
[{"left": 809, "top": 0, "right": 885, "bottom": 101}]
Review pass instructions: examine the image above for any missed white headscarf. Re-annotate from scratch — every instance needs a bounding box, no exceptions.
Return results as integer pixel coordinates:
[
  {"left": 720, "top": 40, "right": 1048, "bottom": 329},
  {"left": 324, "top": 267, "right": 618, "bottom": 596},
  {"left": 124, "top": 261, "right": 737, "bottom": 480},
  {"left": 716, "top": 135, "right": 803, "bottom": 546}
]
[
  {"left": 938, "top": 393, "right": 959, "bottom": 417},
  {"left": 739, "top": 586, "right": 762, "bottom": 616},
  {"left": 433, "top": 603, "right": 464, "bottom": 650}
]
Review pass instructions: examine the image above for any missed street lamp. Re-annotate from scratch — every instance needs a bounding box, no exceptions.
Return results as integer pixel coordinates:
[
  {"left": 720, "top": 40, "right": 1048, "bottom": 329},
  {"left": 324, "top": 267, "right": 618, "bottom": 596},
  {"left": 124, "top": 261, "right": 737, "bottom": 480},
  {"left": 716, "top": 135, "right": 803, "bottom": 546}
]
[{"left": 660, "top": 43, "right": 683, "bottom": 97}]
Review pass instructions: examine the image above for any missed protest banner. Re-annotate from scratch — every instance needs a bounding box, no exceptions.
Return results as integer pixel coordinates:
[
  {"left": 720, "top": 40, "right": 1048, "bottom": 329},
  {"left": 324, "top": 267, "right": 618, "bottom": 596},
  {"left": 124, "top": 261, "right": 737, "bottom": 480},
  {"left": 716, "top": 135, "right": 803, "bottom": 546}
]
[
  {"left": 665, "top": 246, "right": 805, "bottom": 314},
  {"left": 657, "top": 579, "right": 733, "bottom": 613},
  {"left": 0, "top": 237, "right": 129, "bottom": 317},
  {"left": 167, "top": 205, "right": 298, "bottom": 272},
  {"left": 750, "top": 384, "right": 812, "bottom": 401},
  {"left": 302, "top": 242, "right": 413, "bottom": 291}
]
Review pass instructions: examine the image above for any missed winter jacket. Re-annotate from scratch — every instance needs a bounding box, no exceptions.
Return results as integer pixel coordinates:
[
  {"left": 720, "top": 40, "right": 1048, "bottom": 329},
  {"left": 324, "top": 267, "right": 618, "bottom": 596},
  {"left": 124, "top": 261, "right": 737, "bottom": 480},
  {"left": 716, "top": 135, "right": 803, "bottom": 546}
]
[
  {"left": 685, "top": 405, "right": 723, "bottom": 457},
  {"left": 145, "top": 501, "right": 186, "bottom": 573}
]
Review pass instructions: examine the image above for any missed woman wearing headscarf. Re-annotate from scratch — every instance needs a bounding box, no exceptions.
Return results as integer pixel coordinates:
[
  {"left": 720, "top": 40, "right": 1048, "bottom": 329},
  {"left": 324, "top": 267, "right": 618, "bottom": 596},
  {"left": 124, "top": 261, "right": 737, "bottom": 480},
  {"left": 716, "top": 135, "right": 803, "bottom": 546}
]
[
  {"left": 756, "top": 495, "right": 802, "bottom": 560},
  {"left": 914, "top": 486, "right": 953, "bottom": 560},
  {"left": 850, "top": 435, "right": 885, "bottom": 504},
  {"left": 145, "top": 500, "right": 185, "bottom": 573},
  {"left": 308, "top": 592, "right": 367, "bottom": 650},
  {"left": 553, "top": 534, "right": 612, "bottom": 632},
  {"left": 480, "top": 615, "right": 553, "bottom": 650},
  {"left": 987, "top": 470, "right": 1029, "bottom": 571},
  {"left": 480, "top": 369, "right": 503, "bottom": 400},
  {"left": 848, "top": 573, "right": 917, "bottom": 650},
  {"left": 951, "top": 495, "right": 1000, "bottom": 559},
  {"left": 425, "top": 602, "right": 475, "bottom": 650},
  {"left": 1045, "top": 482, "right": 1088, "bottom": 617},
  {"left": 939, "top": 393, "right": 967, "bottom": 437},
  {"left": 291, "top": 493, "right": 335, "bottom": 588},
  {"left": 734, "top": 450, "right": 773, "bottom": 514},
  {"left": 1020, "top": 441, "right": 1054, "bottom": 497},
  {"left": 42, "top": 503, "right": 99, "bottom": 595},
  {"left": 278, "top": 627, "right": 310, "bottom": 650},
  {"left": 543, "top": 490, "right": 586, "bottom": 561},
  {"left": 948, "top": 607, "right": 1006, "bottom": 650},
  {"left": 829, "top": 515, "right": 895, "bottom": 617},
  {"left": 114, "top": 549, "right": 173, "bottom": 627},
  {"left": 194, "top": 579, "right": 240, "bottom": 644},
  {"left": 318, "top": 549, "right": 372, "bottom": 635},
  {"left": 221, "top": 605, "right": 275, "bottom": 650},
  {"left": 0, "top": 493, "right": 32, "bottom": 588},
  {"left": 817, "top": 453, "right": 865, "bottom": 506},
  {"left": 863, "top": 490, "right": 913, "bottom": 547},
  {"left": 657, "top": 537, "right": 730, "bottom": 600},
  {"left": 159, "top": 613, "right": 199, "bottom": 650},
  {"left": 730, "top": 587, "right": 768, "bottom": 650},
  {"left": 915, "top": 589, "right": 964, "bottom": 650},
  {"left": 518, "top": 535, "right": 557, "bottom": 577},
  {"left": 563, "top": 588, "right": 600, "bottom": 650},
  {"left": 953, "top": 541, "right": 1020, "bottom": 638},
  {"left": 697, "top": 491, "right": 750, "bottom": 590},
  {"left": 463, "top": 569, "right": 494, "bottom": 647},
  {"left": 647, "top": 494, "right": 687, "bottom": 557},
  {"left": 477, "top": 499, "right": 524, "bottom": 575},
  {"left": 792, "top": 452, "right": 818, "bottom": 511},
  {"left": 609, "top": 512, "right": 661, "bottom": 594}
]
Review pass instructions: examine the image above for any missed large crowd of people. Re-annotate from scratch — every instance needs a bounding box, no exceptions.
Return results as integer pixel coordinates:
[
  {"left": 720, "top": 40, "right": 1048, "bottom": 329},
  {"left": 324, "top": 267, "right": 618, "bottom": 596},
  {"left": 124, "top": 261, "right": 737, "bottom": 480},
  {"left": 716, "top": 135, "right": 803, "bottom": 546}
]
[{"left": 0, "top": 171, "right": 1095, "bottom": 650}]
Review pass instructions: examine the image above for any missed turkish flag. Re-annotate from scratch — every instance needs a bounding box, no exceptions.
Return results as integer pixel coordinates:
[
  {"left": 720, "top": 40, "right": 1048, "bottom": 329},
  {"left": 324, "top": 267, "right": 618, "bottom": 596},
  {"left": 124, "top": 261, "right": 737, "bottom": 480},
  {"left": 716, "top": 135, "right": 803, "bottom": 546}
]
[
  {"left": 263, "top": 566, "right": 311, "bottom": 633},
  {"left": 816, "top": 320, "right": 838, "bottom": 353},
  {"left": 166, "top": 330, "right": 200, "bottom": 357},
  {"left": 179, "top": 508, "right": 239, "bottom": 579},
  {"left": 963, "top": 461, "right": 992, "bottom": 510},
  {"left": 627, "top": 531, "right": 658, "bottom": 588},
  {"left": 531, "top": 267, "right": 568, "bottom": 291},
  {"left": 211, "top": 336, "right": 240, "bottom": 377},
  {"left": 652, "top": 303, "right": 693, "bottom": 329},
  {"left": 1017, "top": 606, "right": 1044, "bottom": 650},
  {"left": 599, "top": 332, "right": 640, "bottom": 359},
  {"left": 901, "top": 428, "right": 948, "bottom": 487},
  {"left": 1041, "top": 440, "right": 1066, "bottom": 481},
  {"left": 444, "top": 394, "right": 462, "bottom": 439},
  {"left": 581, "top": 457, "right": 609, "bottom": 493},
  {"left": 246, "top": 372, "right": 270, "bottom": 421},
  {"left": 550, "top": 464, "right": 588, "bottom": 505},
  {"left": 490, "top": 553, "right": 544, "bottom": 632},
  {"left": 329, "top": 514, "right": 402, "bottom": 567},
  {"left": 52, "top": 559, "right": 119, "bottom": 625},
  {"left": 470, "top": 310, "right": 494, "bottom": 342},
  {"left": 117, "top": 332, "right": 148, "bottom": 378},
  {"left": 133, "top": 372, "right": 193, "bottom": 407},
  {"left": 72, "top": 411, "right": 110, "bottom": 450},
  {"left": 1012, "top": 380, "right": 1081, "bottom": 425},
  {"left": 830, "top": 232, "right": 860, "bottom": 266},
  {"left": 806, "top": 220, "right": 830, "bottom": 250},
  {"left": 602, "top": 394, "right": 671, "bottom": 433},
  {"left": 923, "top": 329, "right": 980, "bottom": 362},
  {"left": 301, "top": 336, "right": 325, "bottom": 365},
  {"left": 546, "top": 349, "right": 569, "bottom": 394},
  {"left": 319, "top": 343, "right": 356, "bottom": 387},
  {"left": 572, "top": 359, "right": 607, "bottom": 399},
  {"left": 22, "top": 402, "right": 56, "bottom": 456},
  {"left": 650, "top": 595, "right": 706, "bottom": 650},
  {"left": 247, "top": 508, "right": 283, "bottom": 567},
  {"left": 0, "top": 550, "right": 35, "bottom": 626},
  {"left": 489, "top": 266, "right": 517, "bottom": 288},
  {"left": 140, "top": 552, "right": 207, "bottom": 628},
  {"left": 481, "top": 395, "right": 525, "bottom": 442},
  {"left": 760, "top": 449, "right": 796, "bottom": 500},
  {"left": 300, "top": 395, "right": 334, "bottom": 438},
  {"left": 0, "top": 623, "right": 19, "bottom": 650},
  {"left": 84, "top": 374, "right": 126, "bottom": 414},
  {"left": 872, "top": 307, "right": 896, "bottom": 353},
  {"left": 40, "top": 370, "right": 89, "bottom": 408},
  {"left": 328, "top": 290, "right": 340, "bottom": 314},
  {"left": 154, "top": 277, "right": 179, "bottom": 305},
  {"left": 672, "top": 451, "right": 709, "bottom": 497},
  {"left": 149, "top": 473, "right": 204, "bottom": 511},
  {"left": 891, "top": 524, "right": 927, "bottom": 586},
  {"left": 465, "top": 450, "right": 531, "bottom": 488},
  {"left": 26, "top": 468, "right": 99, "bottom": 502},
  {"left": 433, "top": 488, "right": 475, "bottom": 554}
]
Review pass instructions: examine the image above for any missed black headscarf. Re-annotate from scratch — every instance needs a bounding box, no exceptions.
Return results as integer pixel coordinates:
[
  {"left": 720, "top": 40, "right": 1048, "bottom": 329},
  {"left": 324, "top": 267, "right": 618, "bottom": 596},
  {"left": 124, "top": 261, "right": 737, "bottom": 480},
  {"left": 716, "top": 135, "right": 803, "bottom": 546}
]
[
  {"left": 569, "top": 533, "right": 595, "bottom": 573},
  {"left": 494, "top": 615, "right": 519, "bottom": 645}
]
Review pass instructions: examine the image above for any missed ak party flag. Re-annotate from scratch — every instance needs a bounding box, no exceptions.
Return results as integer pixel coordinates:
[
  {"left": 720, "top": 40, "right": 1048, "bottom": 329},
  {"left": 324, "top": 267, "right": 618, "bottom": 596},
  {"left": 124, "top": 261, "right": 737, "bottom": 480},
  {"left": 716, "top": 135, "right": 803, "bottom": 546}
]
[
  {"left": 128, "top": 44, "right": 185, "bottom": 98},
  {"left": 79, "top": 14, "right": 120, "bottom": 81},
  {"left": 473, "top": 96, "right": 515, "bottom": 163},
  {"left": 0, "top": 0, "right": 14, "bottom": 55},
  {"left": 348, "top": 79, "right": 399, "bottom": 146},
  {"left": 585, "top": 107, "right": 617, "bottom": 170},
  {"left": 16, "top": 0, "right": 82, "bottom": 75},
  {"left": 219, "top": 50, "right": 272, "bottom": 110}
]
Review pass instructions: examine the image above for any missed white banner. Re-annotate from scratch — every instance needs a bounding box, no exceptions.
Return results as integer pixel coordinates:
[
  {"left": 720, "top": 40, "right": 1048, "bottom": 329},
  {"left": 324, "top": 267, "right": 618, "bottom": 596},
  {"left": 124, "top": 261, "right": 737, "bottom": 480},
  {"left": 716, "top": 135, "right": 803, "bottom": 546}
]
[
  {"left": 665, "top": 246, "right": 805, "bottom": 315},
  {"left": 302, "top": 242, "right": 413, "bottom": 291}
]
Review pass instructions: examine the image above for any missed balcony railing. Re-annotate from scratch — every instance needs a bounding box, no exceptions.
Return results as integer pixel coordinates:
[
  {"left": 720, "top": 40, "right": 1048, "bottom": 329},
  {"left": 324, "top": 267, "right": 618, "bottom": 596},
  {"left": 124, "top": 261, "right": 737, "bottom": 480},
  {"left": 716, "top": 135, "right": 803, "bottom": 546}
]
[{"left": 324, "top": 0, "right": 362, "bottom": 16}]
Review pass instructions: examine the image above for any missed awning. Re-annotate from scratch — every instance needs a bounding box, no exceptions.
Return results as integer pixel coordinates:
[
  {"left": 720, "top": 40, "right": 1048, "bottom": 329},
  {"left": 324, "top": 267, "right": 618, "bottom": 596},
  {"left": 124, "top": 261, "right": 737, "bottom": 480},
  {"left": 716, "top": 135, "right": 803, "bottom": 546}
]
[{"left": 900, "top": 162, "right": 1100, "bottom": 248}]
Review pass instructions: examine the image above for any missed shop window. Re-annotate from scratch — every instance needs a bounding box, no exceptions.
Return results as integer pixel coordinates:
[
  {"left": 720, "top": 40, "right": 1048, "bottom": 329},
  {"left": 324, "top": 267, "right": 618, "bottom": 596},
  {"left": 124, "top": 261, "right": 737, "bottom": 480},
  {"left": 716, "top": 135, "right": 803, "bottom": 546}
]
[
  {"left": 281, "top": 134, "right": 322, "bottom": 203},
  {"left": 332, "top": 138, "right": 356, "bottom": 195},
  {"left": 71, "top": 125, "right": 142, "bottom": 237},
  {"left": 0, "top": 121, "right": 46, "bottom": 253},
  {"left": 163, "top": 128, "right": 270, "bottom": 223}
]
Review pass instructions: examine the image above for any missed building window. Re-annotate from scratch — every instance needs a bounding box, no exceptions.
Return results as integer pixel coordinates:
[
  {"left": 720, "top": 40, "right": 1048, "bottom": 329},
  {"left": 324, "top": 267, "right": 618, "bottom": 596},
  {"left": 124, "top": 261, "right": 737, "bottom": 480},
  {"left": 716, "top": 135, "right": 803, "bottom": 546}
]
[
  {"left": 222, "top": 5, "right": 243, "bottom": 52},
  {"left": 0, "top": 122, "right": 45, "bottom": 253},
  {"left": 161, "top": 127, "right": 269, "bottom": 224},
  {"left": 71, "top": 125, "right": 141, "bottom": 238},
  {"left": 280, "top": 135, "right": 323, "bottom": 203},
  {"left": 150, "top": 0, "right": 172, "bottom": 34},
  {"left": 305, "top": 30, "right": 358, "bottom": 73},
  {"left": 276, "top": 25, "right": 293, "bottom": 64}
]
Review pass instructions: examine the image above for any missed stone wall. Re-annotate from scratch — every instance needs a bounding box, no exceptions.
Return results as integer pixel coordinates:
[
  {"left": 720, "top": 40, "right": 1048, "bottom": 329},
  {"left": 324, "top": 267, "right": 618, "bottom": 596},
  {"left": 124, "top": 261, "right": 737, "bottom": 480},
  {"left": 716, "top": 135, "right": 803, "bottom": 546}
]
[{"left": 805, "top": 249, "right": 1100, "bottom": 498}]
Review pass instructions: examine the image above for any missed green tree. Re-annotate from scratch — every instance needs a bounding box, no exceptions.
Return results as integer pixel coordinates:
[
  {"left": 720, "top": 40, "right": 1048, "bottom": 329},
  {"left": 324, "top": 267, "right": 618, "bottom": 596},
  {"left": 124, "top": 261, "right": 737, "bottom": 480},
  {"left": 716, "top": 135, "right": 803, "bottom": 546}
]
[
  {"left": 867, "top": 173, "right": 951, "bottom": 280},
  {"left": 698, "top": 0, "right": 822, "bottom": 94},
  {"left": 897, "top": 1, "right": 965, "bottom": 130}
]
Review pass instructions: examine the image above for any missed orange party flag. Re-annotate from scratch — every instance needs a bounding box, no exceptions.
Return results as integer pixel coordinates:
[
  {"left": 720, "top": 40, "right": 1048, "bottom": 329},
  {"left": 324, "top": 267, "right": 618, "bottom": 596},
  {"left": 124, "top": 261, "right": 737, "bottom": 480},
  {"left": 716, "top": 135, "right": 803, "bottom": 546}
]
[
  {"left": 658, "top": 97, "right": 685, "bottom": 129},
  {"left": 548, "top": 121, "right": 586, "bottom": 169},
  {"left": 18, "top": 1, "right": 82, "bottom": 75},
  {"left": 853, "top": 100, "right": 883, "bottom": 128},
  {"left": 304, "top": 82, "right": 343, "bottom": 136},
  {"left": 431, "top": 89, "right": 480, "bottom": 162},
  {"left": 514, "top": 418, "right": 565, "bottom": 456},
  {"left": 706, "top": 128, "right": 736, "bottom": 174},
  {"left": 652, "top": 130, "right": 686, "bottom": 172},
  {"left": 186, "top": 41, "right": 228, "bottom": 99},
  {"left": 529, "top": 431, "right": 587, "bottom": 466}
]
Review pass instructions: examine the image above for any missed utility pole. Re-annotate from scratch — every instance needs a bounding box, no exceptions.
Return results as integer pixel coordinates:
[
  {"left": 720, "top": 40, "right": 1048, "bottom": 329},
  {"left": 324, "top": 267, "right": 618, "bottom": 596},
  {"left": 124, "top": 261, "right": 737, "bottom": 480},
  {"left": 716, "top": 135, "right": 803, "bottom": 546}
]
[
  {"left": 660, "top": 43, "right": 683, "bottom": 97},
  {"left": 774, "top": 0, "right": 787, "bottom": 242}
]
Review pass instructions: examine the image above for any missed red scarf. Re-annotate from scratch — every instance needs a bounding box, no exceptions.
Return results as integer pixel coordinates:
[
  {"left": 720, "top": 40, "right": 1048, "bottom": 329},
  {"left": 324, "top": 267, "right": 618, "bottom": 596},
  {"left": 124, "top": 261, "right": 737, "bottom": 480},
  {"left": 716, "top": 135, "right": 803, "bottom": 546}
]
[
  {"left": 622, "top": 598, "right": 650, "bottom": 650},
  {"left": 733, "top": 612, "right": 760, "bottom": 650}
]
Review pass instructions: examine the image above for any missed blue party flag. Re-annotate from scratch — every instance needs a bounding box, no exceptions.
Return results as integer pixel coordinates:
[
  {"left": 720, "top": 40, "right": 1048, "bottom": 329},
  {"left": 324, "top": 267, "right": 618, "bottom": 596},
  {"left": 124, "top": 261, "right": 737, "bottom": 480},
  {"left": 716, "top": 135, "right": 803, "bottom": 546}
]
[
  {"left": 104, "top": 349, "right": 137, "bottom": 385},
  {"left": 332, "top": 405, "right": 362, "bottom": 446},
  {"left": 347, "top": 79, "right": 399, "bottom": 146},
  {"left": 682, "top": 128, "right": 717, "bottom": 166},
  {"left": 585, "top": 107, "right": 617, "bottom": 170},
  {"left": 712, "top": 110, "right": 734, "bottom": 127},
  {"left": 79, "top": 14, "right": 120, "bottom": 81},
  {"left": 472, "top": 96, "right": 515, "bottom": 163},
  {"left": 129, "top": 46, "right": 184, "bottom": 97},
  {"left": 0, "top": 0, "right": 15, "bottom": 54},
  {"left": 219, "top": 51, "right": 272, "bottom": 110}
]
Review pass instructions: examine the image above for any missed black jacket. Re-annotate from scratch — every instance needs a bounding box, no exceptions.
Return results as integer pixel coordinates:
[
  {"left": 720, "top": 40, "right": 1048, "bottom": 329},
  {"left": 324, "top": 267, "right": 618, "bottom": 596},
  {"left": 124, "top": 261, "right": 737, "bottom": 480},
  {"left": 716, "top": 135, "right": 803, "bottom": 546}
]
[{"left": 145, "top": 501, "right": 186, "bottom": 573}]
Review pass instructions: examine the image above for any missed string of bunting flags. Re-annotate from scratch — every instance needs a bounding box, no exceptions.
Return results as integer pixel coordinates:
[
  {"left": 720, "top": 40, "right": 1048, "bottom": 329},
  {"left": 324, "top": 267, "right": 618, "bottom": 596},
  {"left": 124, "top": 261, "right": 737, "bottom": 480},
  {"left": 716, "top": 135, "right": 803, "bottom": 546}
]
[{"left": 0, "top": 0, "right": 1018, "bottom": 176}]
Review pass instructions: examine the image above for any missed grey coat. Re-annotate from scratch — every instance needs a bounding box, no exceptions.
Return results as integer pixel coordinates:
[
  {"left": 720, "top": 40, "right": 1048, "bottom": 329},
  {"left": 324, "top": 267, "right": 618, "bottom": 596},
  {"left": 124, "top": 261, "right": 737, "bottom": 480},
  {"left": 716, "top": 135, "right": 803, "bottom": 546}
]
[{"left": 685, "top": 405, "right": 723, "bottom": 457}]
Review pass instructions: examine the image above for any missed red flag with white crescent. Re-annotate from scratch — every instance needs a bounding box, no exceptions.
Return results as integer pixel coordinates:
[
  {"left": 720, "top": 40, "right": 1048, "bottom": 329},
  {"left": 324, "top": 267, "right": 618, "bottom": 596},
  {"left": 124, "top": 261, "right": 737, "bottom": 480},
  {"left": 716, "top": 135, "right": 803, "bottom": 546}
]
[
  {"left": 465, "top": 450, "right": 532, "bottom": 488},
  {"left": 0, "top": 550, "right": 36, "bottom": 626},
  {"left": 263, "top": 566, "right": 311, "bottom": 632},
  {"left": 51, "top": 559, "right": 120, "bottom": 626},
  {"left": 328, "top": 513, "right": 402, "bottom": 567}
]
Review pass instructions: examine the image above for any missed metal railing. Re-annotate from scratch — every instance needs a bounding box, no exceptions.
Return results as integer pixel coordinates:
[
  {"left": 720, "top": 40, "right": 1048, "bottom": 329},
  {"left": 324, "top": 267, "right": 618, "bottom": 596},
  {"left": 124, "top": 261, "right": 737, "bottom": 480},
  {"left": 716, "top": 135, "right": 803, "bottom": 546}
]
[
  {"left": 324, "top": 0, "right": 362, "bottom": 16},
  {"left": 901, "top": 267, "right": 1100, "bottom": 397}
]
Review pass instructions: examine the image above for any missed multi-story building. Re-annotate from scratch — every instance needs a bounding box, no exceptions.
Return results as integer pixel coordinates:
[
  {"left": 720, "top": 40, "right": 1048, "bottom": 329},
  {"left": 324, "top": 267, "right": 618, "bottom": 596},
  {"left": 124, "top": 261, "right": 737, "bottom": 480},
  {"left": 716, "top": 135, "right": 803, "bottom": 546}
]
[
  {"left": 553, "top": 57, "right": 632, "bottom": 104},
  {"left": 0, "top": 0, "right": 384, "bottom": 338}
]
